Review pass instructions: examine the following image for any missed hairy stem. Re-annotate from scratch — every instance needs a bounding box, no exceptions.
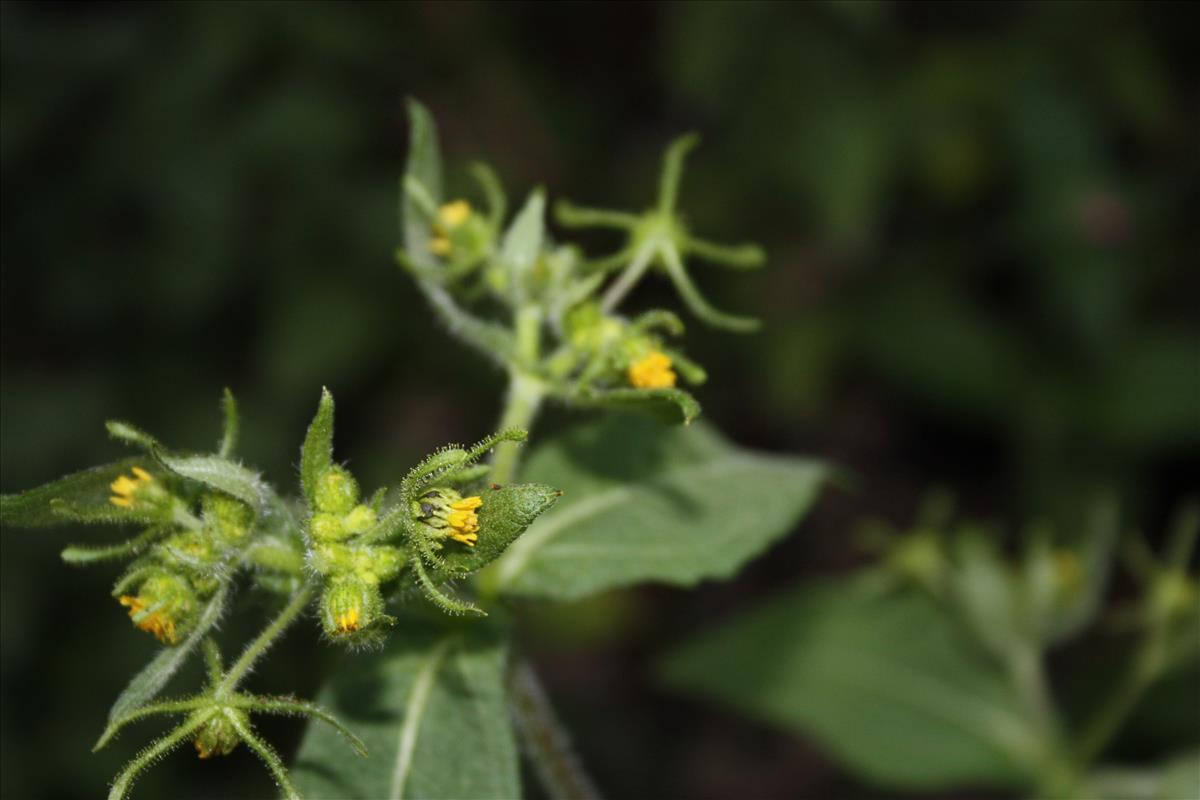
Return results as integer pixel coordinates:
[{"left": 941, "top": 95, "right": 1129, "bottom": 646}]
[
  {"left": 218, "top": 582, "right": 315, "bottom": 696},
  {"left": 508, "top": 657, "right": 603, "bottom": 800},
  {"left": 107, "top": 711, "right": 212, "bottom": 800},
  {"left": 490, "top": 369, "right": 544, "bottom": 487}
]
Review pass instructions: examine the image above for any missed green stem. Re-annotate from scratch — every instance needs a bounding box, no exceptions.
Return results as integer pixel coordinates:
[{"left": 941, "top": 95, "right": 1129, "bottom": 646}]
[
  {"left": 491, "top": 302, "right": 545, "bottom": 487},
  {"left": 600, "top": 237, "right": 656, "bottom": 314},
  {"left": 1075, "top": 624, "right": 1167, "bottom": 767},
  {"left": 217, "top": 582, "right": 315, "bottom": 696},
  {"left": 1008, "top": 647, "right": 1075, "bottom": 796},
  {"left": 107, "top": 711, "right": 213, "bottom": 800},
  {"left": 508, "top": 657, "right": 603, "bottom": 800}
]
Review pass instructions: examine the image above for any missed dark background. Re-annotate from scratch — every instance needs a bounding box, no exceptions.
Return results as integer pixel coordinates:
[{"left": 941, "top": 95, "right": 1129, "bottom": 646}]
[{"left": 2, "top": 2, "right": 1197, "bottom": 798}]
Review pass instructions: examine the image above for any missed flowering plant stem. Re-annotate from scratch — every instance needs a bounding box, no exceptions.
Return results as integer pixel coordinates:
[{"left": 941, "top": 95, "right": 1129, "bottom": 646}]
[
  {"left": 508, "top": 657, "right": 603, "bottom": 800},
  {"left": 218, "top": 581, "right": 316, "bottom": 697},
  {"left": 490, "top": 302, "right": 547, "bottom": 487}
]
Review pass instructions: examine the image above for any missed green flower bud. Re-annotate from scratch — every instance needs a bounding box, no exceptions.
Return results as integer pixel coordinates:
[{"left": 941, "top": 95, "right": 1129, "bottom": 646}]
[
  {"left": 202, "top": 494, "right": 254, "bottom": 547},
  {"left": 343, "top": 504, "right": 377, "bottom": 535},
  {"left": 350, "top": 545, "right": 407, "bottom": 585},
  {"left": 310, "top": 511, "right": 350, "bottom": 543},
  {"left": 193, "top": 711, "right": 245, "bottom": 759},
  {"left": 158, "top": 531, "right": 219, "bottom": 570},
  {"left": 320, "top": 576, "right": 387, "bottom": 642},
  {"left": 117, "top": 571, "right": 197, "bottom": 645},
  {"left": 315, "top": 465, "right": 359, "bottom": 515},
  {"left": 309, "top": 542, "right": 353, "bottom": 576}
]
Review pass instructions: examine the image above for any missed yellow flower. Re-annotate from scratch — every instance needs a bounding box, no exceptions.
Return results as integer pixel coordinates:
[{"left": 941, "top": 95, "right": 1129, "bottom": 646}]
[
  {"left": 118, "top": 594, "right": 178, "bottom": 645},
  {"left": 446, "top": 495, "right": 482, "bottom": 547},
  {"left": 334, "top": 606, "right": 360, "bottom": 634},
  {"left": 628, "top": 351, "right": 677, "bottom": 389},
  {"left": 438, "top": 200, "right": 472, "bottom": 229},
  {"left": 427, "top": 199, "right": 472, "bottom": 257},
  {"left": 110, "top": 466, "right": 154, "bottom": 508}
]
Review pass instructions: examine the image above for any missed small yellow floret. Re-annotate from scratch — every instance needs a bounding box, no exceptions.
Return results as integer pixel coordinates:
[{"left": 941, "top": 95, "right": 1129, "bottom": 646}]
[
  {"left": 447, "top": 495, "right": 482, "bottom": 546},
  {"left": 335, "top": 607, "right": 360, "bottom": 634},
  {"left": 438, "top": 199, "right": 472, "bottom": 229},
  {"left": 429, "top": 236, "right": 453, "bottom": 256},
  {"left": 119, "top": 594, "right": 177, "bottom": 644},
  {"left": 110, "top": 467, "right": 154, "bottom": 508},
  {"left": 628, "top": 351, "right": 677, "bottom": 389}
]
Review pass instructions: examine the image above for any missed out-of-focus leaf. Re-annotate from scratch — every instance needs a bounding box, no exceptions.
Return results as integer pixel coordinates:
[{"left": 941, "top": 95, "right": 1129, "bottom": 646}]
[
  {"left": 290, "top": 618, "right": 518, "bottom": 800},
  {"left": 660, "top": 576, "right": 1037, "bottom": 790},
  {"left": 570, "top": 387, "right": 701, "bottom": 426},
  {"left": 403, "top": 98, "right": 443, "bottom": 272},
  {"left": 484, "top": 415, "right": 825, "bottom": 601},
  {"left": 499, "top": 189, "right": 545, "bottom": 303},
  {"left": 0, "top": 459, "right": 159, "bottom": 528},
  {"left": 1084, "top": 750, "right": 1200, "bottom": 800}
]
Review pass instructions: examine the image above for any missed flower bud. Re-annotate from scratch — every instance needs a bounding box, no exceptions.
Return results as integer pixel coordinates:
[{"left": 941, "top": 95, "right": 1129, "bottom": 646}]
[
  {"left": 314, "top": 466, "right": 359, "bottom": 515},
  {"left": 193, "top": 711, "right": 245, "bottom": 759},
  {"left": 310, "top": 512, "right": 350, "bottom": 543},
  {"left": 202, "top": 494, "right": 254, "bottom": 547},
  {"left": 117, "top": 571, "right": 197, "bottom": 645},
  {"left": 320, "top": 576, "right": 384, "bottom": 639},
  {"left": 350, "top": 545, "right": 407, "bottom": 585},
  {"left": 343, "top": 504, "right": 377, "bottom": 535}
]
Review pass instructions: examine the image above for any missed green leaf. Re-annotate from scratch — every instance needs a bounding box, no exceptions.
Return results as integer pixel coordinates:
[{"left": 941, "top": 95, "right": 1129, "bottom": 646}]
[
  {"left": 62, "top": 525, "right": 171, "bottom": 564},
  {"left": 219, "top": 388, "right": 239, "bottom": 458},
  {"left": 290, "top": 618, "right": 519, "bottom": 800},
  {"left": 1084, "top": 750, "right": 1200, "bottom": 800},
  {"left": 659, "top": 576, "right": 1037, "bottom": 790},
  {"left": 301, "top": 388, "right": 335, "bottom": 507},
  {"left": 403, "top": 98, "right": 443, "bottom": 271},
  {"left": 0, "top": 458, "right": 159, "bottom": 528},
  {"left": 499, "top": 188, "right": 545, "bottom": 303},
  {"left": 483, "top": 414, "right": 826, "bottom": 601},
  {"left": 438, "top": 483, "right": 561, "bottom": 575},
  {"left": 153, "top": 452, "right": 269, "bottom": 510},
  {"left": 106, "top": 585, "right": 230, "bottom": 731},
  {"left": 570, "top": 386, "right": 701, "bottom": 426}
]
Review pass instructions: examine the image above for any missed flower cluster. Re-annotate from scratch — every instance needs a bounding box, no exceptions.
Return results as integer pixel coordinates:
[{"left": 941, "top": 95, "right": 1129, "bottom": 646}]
[{"left": 398, "top": 100, "right": 764, "bottom": 426}]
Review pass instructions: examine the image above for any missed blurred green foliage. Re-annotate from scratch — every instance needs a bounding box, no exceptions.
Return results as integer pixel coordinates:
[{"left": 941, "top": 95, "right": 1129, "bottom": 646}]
[{"left": 2, "top": 2, "right": 1197, "bottom": 798}]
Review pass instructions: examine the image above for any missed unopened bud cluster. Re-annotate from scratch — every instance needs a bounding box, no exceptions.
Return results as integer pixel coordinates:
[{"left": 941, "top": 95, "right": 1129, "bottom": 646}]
[{"left": 307, "top": 466, "right": 405, "bottom": 645}]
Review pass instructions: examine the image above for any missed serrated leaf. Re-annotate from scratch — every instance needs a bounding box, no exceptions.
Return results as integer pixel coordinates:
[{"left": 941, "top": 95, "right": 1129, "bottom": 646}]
[
  {"left": 483, "top": 415, "right": 825, "bottom": 601},
  {"left": 301, "top": 388, "right": 335, "bottom": 507},
  {"left": 107, "top": 584, "right": 229, "bottom": 726},
  {"left": 570, "top": 386, "right": 701, "bottom": 426},
  {"left": 0, "top": 458, "right": 160, "bottom": 528},
  {"left": 437, "top": 483, "right": 561, "bottom": 575},
  {"left": 659, "top": 576, "right": 1038, "bottom": 790},
  {"left": 153, "top": 452, "right": 268, "bottom": 510},
  {"left": 290, "top": 618, "right": 519, "bottom": 800}
]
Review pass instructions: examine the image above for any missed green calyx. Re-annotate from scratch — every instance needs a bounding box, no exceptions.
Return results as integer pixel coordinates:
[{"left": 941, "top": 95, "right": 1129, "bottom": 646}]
[{"left": 193, "top": 712, "right": 244, "bottom": 759}]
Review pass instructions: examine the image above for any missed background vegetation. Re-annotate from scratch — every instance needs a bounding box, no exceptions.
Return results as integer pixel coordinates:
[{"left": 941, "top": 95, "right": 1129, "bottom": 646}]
[{"left": 2, "top": 2, "right": 1197, "bottom": 798}]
